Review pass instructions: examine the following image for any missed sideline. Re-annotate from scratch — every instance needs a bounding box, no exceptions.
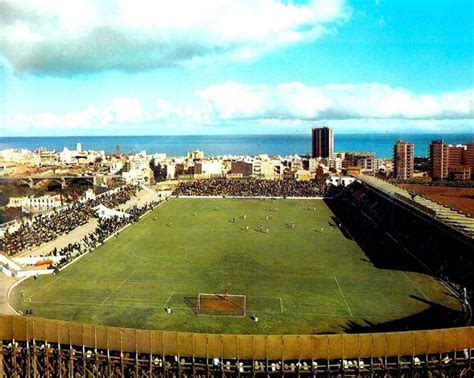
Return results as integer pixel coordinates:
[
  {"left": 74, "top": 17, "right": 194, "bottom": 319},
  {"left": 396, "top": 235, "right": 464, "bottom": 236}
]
[
  {"left": 334, "top": 277, "right": 353, "bottom": 317},
  {"left": 3, "top": 191, "right": 164, "bottom": 316},
  {"left": 399, "top": 271, "right": 428, "bottom": 300},
  {"left": 6, "top": 277, "right": 28, "bottom": 315}
]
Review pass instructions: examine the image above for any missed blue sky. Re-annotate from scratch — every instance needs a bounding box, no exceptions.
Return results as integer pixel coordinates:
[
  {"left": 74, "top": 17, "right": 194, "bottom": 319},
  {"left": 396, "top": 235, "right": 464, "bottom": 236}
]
[{"left": 0, "top": 0, "right": 472, "bottom": 136}]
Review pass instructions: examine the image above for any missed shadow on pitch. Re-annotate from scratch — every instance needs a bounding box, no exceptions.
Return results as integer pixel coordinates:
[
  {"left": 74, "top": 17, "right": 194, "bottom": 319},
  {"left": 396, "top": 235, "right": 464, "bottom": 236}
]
[
  {"left": 183, "top": 295, "right": 198, "bottom": 311},
  {"left": 341, "top": 295, "right": 465, "bottom": 334},
  {"left": 324, "top": 196, "right": 428, "bottom": 273}
]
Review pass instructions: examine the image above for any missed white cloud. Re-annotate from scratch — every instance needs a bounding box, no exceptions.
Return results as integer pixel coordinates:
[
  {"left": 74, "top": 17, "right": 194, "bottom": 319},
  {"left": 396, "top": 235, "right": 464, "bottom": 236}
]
[
  {"left": 106, "top": 98, "right": 143, "bottom": 124},
  {"left": 155, "top": 99, "right": 213, "bottom": 124},
  {"left": 197, "top": 81, "right": 474, "bottom": 120},
  {"left": 2, "top": 98, "right": 145, "bottom": 130},
  {"left": 2, "top": 83, "right": 473, "bottom": 134},
  {"left": 0, "top": 0, "right": 347, "bottom": 75}
]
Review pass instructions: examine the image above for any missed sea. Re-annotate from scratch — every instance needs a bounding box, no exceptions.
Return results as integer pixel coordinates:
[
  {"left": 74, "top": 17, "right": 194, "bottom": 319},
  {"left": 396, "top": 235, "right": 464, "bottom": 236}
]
[{"left": 1, "top": 133, "right": 473, "bottom": 158}]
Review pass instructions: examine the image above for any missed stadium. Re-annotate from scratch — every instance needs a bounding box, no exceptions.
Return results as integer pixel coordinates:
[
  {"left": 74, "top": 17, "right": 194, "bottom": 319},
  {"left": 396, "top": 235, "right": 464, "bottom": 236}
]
[{"left": 1, "top": 177, "right": 473, "bottom": 376}]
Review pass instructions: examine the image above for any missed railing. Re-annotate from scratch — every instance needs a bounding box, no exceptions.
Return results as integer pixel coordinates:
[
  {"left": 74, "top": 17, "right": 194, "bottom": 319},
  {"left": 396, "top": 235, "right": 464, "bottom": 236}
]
[
  {"left": 393, "top": 192, "right": 437, "bottom": 218},
  {"left": 0, "top": 316, "right": 472, "bottom": 360}
]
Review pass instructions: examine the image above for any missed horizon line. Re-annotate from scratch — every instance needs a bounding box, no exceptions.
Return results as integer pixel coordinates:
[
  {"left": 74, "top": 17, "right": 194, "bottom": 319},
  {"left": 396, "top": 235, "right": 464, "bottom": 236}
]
[{"left": 3, "top": 131, "right": 474, "bottom": 138}]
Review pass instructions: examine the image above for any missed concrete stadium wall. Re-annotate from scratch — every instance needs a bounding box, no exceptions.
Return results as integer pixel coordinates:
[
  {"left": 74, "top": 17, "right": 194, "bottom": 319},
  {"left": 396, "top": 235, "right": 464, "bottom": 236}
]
[{"left": 0, "top": 315, "right": 472, "bottom": 360}]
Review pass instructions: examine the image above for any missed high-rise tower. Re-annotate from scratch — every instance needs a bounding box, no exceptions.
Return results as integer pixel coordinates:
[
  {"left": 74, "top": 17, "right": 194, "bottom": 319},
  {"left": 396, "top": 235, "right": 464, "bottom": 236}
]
[
  {"left": 393, "top": 140, "right": 414, "bottom": 180},
  {"left": 429, "top": 140, "right": 449, "bottom": 179},
  {"left": 312, "top": 127, "right": 334, "bottom": 158}
]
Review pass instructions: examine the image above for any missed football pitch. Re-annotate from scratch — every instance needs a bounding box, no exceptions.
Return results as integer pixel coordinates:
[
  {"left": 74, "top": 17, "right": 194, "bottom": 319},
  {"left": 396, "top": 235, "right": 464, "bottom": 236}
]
[{"left": 11, "top": 198, "right": 461, "bottom": 334}]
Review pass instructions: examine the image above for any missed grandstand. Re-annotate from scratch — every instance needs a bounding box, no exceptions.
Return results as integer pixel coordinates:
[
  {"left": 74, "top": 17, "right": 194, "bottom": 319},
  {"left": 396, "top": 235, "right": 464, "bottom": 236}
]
[
  {"left": 1, "top": 178, "right": 473, "bottom": 376},
  {"left": 337, "top": 178, "right": 473, "bottom": 291},
  {"left": 355, "top": 174, "right": 474, "bottom": 239},
  {"left": 0, "top": 315, "right": 472, "bottom": 376}
]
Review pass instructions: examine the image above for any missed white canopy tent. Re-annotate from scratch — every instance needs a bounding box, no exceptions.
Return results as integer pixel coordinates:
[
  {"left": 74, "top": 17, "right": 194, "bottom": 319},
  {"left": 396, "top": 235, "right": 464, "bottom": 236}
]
[{"left": 92, "top": 205, "right": 130, "bottom": 219}]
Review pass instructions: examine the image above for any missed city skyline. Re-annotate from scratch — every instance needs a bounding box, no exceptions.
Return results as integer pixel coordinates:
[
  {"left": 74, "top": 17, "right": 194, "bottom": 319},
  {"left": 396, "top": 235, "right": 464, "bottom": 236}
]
[{"left": 1, "top": 0, "right": 473, "bottom": 137}]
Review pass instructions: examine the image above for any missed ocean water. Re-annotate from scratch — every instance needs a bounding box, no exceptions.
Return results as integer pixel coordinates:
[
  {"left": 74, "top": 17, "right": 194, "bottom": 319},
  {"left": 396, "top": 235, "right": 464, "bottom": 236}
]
[{"left": 1, "top": 133, "right": 473, "bottom": 158}]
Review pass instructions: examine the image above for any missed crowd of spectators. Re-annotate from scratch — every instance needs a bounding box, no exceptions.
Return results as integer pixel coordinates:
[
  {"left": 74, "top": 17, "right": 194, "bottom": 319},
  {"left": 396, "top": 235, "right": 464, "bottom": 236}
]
[
  {"left": 49, "top": 201, "right": 159, "bottom": 271},
  {"left": 173, "top": 178, "right": 327, "bottom": 198},
  {"left": 0, "top": 185, "right": 139, "bottom": 256}
]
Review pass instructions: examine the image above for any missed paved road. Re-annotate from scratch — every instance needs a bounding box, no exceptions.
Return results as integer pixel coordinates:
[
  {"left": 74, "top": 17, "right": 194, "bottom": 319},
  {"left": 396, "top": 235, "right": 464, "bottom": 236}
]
[{"left": 0, "top": 187, "right": 160, "bottom": 315}]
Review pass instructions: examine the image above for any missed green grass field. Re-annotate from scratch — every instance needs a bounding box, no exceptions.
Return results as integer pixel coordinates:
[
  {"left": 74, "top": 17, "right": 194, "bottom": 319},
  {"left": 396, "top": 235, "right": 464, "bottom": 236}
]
[{"left": 11, "top": 198, "right": 461, "bottom": 334}]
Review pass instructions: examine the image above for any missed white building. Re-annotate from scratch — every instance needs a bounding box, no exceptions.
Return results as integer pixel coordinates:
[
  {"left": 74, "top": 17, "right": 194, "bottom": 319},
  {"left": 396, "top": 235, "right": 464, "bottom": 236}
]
[
  {"left": 166, "top": 163, "right": 176, "bottom": 179},
  {"left": 122, "top": 167, "right": 153, "bottom": 185},
  {"left": 329, "top": 158, "right": 343, "bottom": 171},
  {"left": 7, "top": 194, "right": 62, "bottom": 212},
  {"left": 188, "top": 150, "right": 204, "bottom": 160},
  {"left": 326, "top": 176, "right": 355, "bottom": 187},
  {"left": 199, "top": 160, "right": 222, "bottom": 176},
  {"left": 308, "top": 158, "right": 320, "bottom": 173}
]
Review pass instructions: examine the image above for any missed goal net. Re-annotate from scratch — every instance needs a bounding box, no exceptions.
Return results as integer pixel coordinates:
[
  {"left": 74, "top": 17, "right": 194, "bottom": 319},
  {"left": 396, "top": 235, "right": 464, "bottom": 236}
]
[{"left": 196, "top": 293, "right": 246, "bottom": 316}]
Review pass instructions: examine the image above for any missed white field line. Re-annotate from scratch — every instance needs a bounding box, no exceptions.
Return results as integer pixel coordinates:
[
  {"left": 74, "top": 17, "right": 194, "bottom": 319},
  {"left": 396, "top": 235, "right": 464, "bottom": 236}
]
[
  {"left": 334, "top": 277, "right": 353, "bottom": 317},
  {"left": 280, "top": 297, "right": 283, "bottom": 314},
  {"left": 356, "top": 203, "right": 433, "bottom": 273},
  {"left": 100, "top": 271, "right": 134, "bottom": 306},
  {"left": 54, "top": 201, "right": 165, "bottom": 275},
  {"left": 6, "top": 277, "right": 29, "bottom": 315},
  {"left": 399, "top": 271, "right": 427, "bottom": 300},
  {"left": 162, "top": 293, "right": 173, "bottom": 308},
  {"left": 29, "top": 273, "right": 66, "bottom": 300},
  {"left": 134, "top": 271, "right": 337, "bottom": 279},
  {"left": 28, "top": 299, "right": 390, "bottom": 320},
  {"left": 195, "top": 313, "right": 245, "bottom": 318}
]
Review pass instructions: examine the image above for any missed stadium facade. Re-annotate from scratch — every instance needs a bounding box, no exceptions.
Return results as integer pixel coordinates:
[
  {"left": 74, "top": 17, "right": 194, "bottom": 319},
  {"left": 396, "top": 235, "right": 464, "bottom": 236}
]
[
  {"left": 1, "top": 177, "right": 473, "bottom": 376},
  {"left": 0, "top": 315, "right": 472, "bottom": 376}
]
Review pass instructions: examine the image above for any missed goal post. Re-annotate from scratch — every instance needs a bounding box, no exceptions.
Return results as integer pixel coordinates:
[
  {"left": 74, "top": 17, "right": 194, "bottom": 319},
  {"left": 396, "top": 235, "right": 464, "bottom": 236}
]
[{"left": 196, "top": 293, "right": 246, "bottom": 317}]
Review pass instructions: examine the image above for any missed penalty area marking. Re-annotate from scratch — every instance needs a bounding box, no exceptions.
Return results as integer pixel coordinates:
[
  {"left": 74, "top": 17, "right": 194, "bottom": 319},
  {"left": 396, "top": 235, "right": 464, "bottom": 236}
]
[
  {"left": 334, "top": 277, "right": 353, "bottom": 317},
  {"left": 162, "top": 293, "right": 173, "bottom": 308},
  {"left": 100, "top": 271, "right": 134, "bottom": 306}
]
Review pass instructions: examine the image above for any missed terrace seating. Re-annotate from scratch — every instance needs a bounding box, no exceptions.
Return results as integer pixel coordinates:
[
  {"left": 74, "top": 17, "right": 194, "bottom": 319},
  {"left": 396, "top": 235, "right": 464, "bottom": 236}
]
[
  {"left": 173, "top": 178, "right": 327, "bottom": 198},
  {"left": 0, "top": 184, "right": 140, "bottom": 256}
]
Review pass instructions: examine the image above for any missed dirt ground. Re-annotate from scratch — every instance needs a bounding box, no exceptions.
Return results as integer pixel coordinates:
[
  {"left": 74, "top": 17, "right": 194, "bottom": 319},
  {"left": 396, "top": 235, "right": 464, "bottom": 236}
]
[
  {"left": 199, "top": 295, "right": 246, "bottom": 316},
  {"left": 399, "top": 184, "right": 474, "bottom": 217}
]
